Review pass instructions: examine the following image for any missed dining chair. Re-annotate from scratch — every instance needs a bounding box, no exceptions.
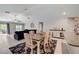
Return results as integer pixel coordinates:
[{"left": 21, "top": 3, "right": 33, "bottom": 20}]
[
  {"left": 44, "top": 32, "right": 51, "bottom": 53},
  {"left": 35, "top": 32, "right": 45, "bottom": 54},
  {"left": 24, "top": 31, "right": 37, "bottom": 54}
]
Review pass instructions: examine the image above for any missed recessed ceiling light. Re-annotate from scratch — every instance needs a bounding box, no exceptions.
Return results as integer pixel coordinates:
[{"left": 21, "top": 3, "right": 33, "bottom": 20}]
[
  {"left": 5, "top": 11, "right": 10, "bottom": 14},
  {"left": 24, "top": 8, "right": 28, "bottom": 11},
  {"left": 27, "top": 17, "right": 30, "bottom": 19},
  {"left": 62, "top": 11, "right": 66, "bottom": 15}
]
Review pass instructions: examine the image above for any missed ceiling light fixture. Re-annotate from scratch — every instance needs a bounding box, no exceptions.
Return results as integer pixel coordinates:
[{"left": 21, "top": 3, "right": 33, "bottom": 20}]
[{"left": 62, "top": 11, "right": 66, "bottom": 15}]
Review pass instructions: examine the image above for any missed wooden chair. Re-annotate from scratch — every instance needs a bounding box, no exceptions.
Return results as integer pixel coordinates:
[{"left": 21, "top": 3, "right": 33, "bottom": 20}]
[
  {"left": 24, "top": 31, "right": 37, "bottom": 54},
  {"left": 35, "top": 32, "right": 45, "bottom": 54},
  {"left": 44, "top": 32, "right": 51, "bottom": 53}
]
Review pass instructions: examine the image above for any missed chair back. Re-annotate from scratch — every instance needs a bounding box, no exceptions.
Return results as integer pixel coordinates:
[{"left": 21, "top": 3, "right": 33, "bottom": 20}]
[
  {"left": 44, "top": 32, "right": 51, "bottom": 53},
  {"left": 24, "top": 30, "right": 36, "bottom": 47}
]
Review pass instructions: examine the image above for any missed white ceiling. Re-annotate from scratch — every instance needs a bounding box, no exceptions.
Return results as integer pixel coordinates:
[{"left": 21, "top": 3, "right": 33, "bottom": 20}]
[
  {"left": 0, "top": 4, "right": 37, "bottom": 13},
  {"left": 0, "top": 4, "right": 79, "bottom": 22},
  {"left": 25, "top": 4, "right": 79, "bottom": 20}
]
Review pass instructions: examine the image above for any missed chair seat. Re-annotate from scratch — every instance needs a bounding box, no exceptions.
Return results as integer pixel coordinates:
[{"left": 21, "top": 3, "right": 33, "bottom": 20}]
[{"left": 26, "top": 42, "right": 37, "bottom": 49}]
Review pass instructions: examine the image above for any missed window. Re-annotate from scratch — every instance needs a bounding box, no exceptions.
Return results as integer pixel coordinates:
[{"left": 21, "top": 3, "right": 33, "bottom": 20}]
[
  {"left": 0, "top": 23, "right": 7, "bottom": 34},
  {"left": 16, "top": 24, "right": 24, "bottom": 31}
]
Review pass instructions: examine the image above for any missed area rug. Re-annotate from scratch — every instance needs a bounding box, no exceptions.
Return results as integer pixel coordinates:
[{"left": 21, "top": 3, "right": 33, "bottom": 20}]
[{"left": 9, "top": 40, "right": 57, "bottom": 54}]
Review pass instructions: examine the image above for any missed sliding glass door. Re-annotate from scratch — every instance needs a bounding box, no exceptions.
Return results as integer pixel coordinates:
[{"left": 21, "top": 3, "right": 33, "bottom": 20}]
[{"left": 0, "top": 23, "right": 8, "bottom": 34}]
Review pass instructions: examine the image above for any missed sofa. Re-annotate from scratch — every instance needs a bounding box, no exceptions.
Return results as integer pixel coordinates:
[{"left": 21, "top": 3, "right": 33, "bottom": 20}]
[{"left": 14, "top": 29, "right": 37, "bottom": 40}]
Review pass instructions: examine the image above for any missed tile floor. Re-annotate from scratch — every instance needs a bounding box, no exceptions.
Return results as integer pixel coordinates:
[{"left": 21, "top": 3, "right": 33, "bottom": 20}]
[{"left": 0, "top": 34, "right": 25, "bottom": 54}]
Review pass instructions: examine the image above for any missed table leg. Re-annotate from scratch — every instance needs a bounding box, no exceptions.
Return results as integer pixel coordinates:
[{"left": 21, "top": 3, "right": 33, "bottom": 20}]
[{"left": 31, "top": 48, "right": 33, "bottom": 54}]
